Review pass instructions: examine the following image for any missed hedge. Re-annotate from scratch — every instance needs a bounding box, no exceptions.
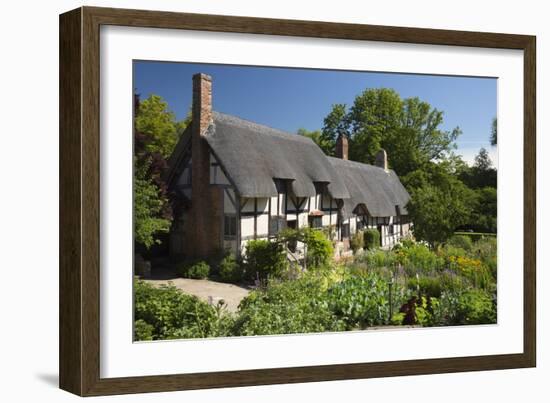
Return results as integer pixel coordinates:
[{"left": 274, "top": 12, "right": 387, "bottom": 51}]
[{"left": 364, "top": 229, "right": 381, "bottom": 250}]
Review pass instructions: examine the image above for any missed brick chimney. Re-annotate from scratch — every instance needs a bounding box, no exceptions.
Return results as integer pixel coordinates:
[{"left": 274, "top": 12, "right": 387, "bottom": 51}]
[
  {"left": 375, "top": 149, "right": 388, "bottom": 171},
  {"left": 187, "top": 73, "right": 222, "bottom": 258},
  {"left": 335, "top": 132, "right": 349, "bottom": 160},
  {"left": 192, "top": 73, "right": 212, "bottom": 137}
]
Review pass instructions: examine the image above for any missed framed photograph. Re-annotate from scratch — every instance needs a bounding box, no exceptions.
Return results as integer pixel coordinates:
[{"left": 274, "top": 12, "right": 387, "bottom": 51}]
[{"left": 59, "top": 6, "right": 536, "bottom": 396}]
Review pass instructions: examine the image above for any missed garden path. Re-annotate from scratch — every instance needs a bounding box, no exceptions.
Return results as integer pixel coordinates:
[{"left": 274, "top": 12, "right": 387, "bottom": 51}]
[{"left": 142, "top": 268, "right": 250, "bottom": 313}]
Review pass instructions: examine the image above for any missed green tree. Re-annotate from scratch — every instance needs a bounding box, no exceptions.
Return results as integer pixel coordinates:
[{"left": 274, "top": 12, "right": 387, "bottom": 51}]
[
  {"left": 320, "top": 89, "right": 460, "bottom": 176},
  {"left": 474, "top": 147, "right": 492, "bottom": 171},
  {"left": 404, "top": 162, "right": 474, "bottom": 246},
  {"left": 133, "top": 94, "right": 183, "bottom": 250},
  {"left": 406, "top": 180, "right": 473, "bottom": 247},
  {"left": 297, "top": 128, "right": 333, "bottom": 154},
  {"left": 135, "top": 95, "right": 181, "bottom": 158},
  {"left": 346, "top": 88, "right": 403, "bottom": 164},
  {"left": 472, "top": 187, "right": 497, "bottom": 233},
  {"left": 490, "top": 117, "right": 497, "bottom": 146},
  {"left": 320, "top": 104, "right": 349, "bottom": 156},
  {"left": 134, "top": 174, "right": 171, "bottom": 249}
]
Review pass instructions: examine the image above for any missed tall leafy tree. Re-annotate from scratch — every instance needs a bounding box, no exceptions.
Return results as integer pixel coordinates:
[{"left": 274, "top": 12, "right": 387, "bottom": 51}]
[
  {"left": 490, "top": 117, "right": 497, "bottom": 146},
  {"left": 320, "top": 89, "right": 460, "bottom": 176},
  {"left": 134, "top": 129, "right": 172, "bottom": 250},
  {"left": 133, "top": 94, "right": 189, "bottom": 250},
  {"left": 459, "top": 148, "right": 496, "bottom": 189},
  {"left": 346, "top": 88, "right": 403, "bottom": 164},
  {"left": 320, "top": 104, "right": 349, "bottom": 156},
  {"left": 135, "top": 95, "right": 180, "bottom": 158},
  {"left": 297, "top": 128, "right": 324, "bottom": 149},
  {"left": 405, "top": 163, "right": 474, "bottom": 246},
  {"left": 471, "top": 187, "right": 497, "bottom": 233},
  {"left": 474, "top": 147, "right": 492, "bottom": 171}
]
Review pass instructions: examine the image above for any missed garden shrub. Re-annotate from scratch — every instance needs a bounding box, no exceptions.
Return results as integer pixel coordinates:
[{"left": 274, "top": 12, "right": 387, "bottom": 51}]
[
  {"left": 448, "top": 255, "right": 492, "bottom": 290},
  {"left": 414, "top": 296, "right": 441, "bottom": 326},
  {"left": 218, "top": 253, "right": 243, "bottom": 283},
  {"left": 364, "top": 229, "right": 381, "bottom": 250},
  {"left": 397, "top": 295, "right": 442, "bottom": 327},
  {"left": 327, "top": 272, "right": 390, "bottom": 329},
  {"left": 395, "top": 243, "right": 444, "bottom": 273},
  {"left": 178, "top": 260, "right": 210, "bottom": 279},
  {"left": 302, "top": 228, "right": 333, "bottom": 268},
  {"left": 473, "top": 237, "right": 497, "bottom": 278},
  {"left": 277, "top": 227, "right": 333, "bottom": 269},
  {"left": 447, "top": 234, "right": 474, "bottom": 251},
  {"left": 438, "top": 270, "right": 470, "bottom": 294},
  {"left": 204, "top": 248, "right": 227, "bottom": 275},
  {"left": 448, "top": 289, "right": 496, "bottom": 325},
  {"left": 400, "top": 237, "right": 416, "bottom": 248},
  {"left": 233, "top": 274, "right": 344, "bottom": 335},
  {"left": 134, "top": 319, "right": 154, "bottom": 341},
  {"left": 454, "top": 232, "right": 496, "bottom": 243},
  {"left": 440, "top": 244, "right": 467, "bottom": 262},
  {"left": 134, "top": 280, "right": 229, "bottom": 340},
  {"left": 350, "top": 230, "right": 364, "bottom": 254},
  {"left": 407, "top": 276, "right": 443, "bottom": 298},
  {"left": 484, "top": 256, "right": 497, "bottom": 279},
  {"left": 358, "top": 249, "right": 397, "bottom": 269},
  {"left": 322, "top": 224, "right": 337, "bottom": 242},
  {"left": 245, "top": 239, "right": 288, "bottom": 280}
]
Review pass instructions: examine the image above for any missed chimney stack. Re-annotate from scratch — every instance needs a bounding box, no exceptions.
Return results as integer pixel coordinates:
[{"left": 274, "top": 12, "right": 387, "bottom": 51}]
[
  {"left": 375, "top": 149, "right": 388, "bottom": 171},
  {"left": 192, "top": 73, "right": 212, "bottom": 138},
  {"left": 189, "top": 73, "right": 221, "bottom": 258},
  {"left": 335, "top": 132, "right": 349, "bottom": 160}
]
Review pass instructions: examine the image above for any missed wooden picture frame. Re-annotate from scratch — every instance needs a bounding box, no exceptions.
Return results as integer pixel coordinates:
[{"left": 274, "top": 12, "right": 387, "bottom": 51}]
[{"left": 59, "top": 6, "right": 536, "bottom": 396}]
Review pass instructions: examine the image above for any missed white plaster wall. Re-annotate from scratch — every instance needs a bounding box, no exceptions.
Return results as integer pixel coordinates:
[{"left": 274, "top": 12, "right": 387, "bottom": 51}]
[
  {"left": 257, "top": 198, "right": 269, "bottom": 213},
  {"left": 223, "top": 189, "right": 236, "bottom": 213},
  {"left": 349, "top": 216, "right": 357, "bottom": 234},
  {"left": 270, "top": 196, "right": 278, "bottom": 216},
  {"left": 242, "top": 198, "right": 255, "bottom": 213},
  {"left": 257, "top": 213, "right": 270, "bottom": 238},
  {"left": 209, "top": 153, "right": 231, "bottom": 185},
  {"left": 241, "top": 216, "right": 255, "bottom": 238}
]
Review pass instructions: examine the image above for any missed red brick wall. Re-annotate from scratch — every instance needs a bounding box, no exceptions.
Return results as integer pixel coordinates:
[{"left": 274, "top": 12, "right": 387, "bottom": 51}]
[
  {"left": 183, "top": 73, "right": 223, "bottom": 258},
  {"left": 335, "top": 133, "right": 349, "bottom": 160}
]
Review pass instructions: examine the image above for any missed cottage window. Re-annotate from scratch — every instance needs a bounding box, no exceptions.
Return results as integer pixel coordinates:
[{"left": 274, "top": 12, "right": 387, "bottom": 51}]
[
  {"left": 309, "top": 216, "right": 323, "bottom": 229},
  {"left": 224, "top": 215, "right": 237, "bottom": 238}
]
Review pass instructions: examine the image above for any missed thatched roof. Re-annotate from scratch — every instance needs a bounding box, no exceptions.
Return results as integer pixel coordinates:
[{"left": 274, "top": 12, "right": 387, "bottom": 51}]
[
  {"left": 167, "top": 111, "right": 410, "bottom": 218},
  {"left": 328, "top": 157, "right": 410, "bottom": 218},
  {"left": 205, "top": 112, "right": 350, "bottom": 199}
]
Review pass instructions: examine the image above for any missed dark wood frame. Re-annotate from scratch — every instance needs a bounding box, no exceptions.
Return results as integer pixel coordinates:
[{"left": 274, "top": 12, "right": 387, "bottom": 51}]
[{"left": 59, "top": 6, "right": 536, "bottom": 396}]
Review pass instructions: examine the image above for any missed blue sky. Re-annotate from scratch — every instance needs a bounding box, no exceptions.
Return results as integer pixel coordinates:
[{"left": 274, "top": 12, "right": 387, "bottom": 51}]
[{"left": 134, "top": 61, "right": 497, "bottom": 166}]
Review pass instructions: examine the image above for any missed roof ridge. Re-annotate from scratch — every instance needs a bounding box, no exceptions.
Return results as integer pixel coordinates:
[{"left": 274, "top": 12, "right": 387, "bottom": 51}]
[
  {"left": 327, "top": 155, "right": 394, "bottom": 174},
  {"left": 212, "top": 111, "right": 314, "bottom": 145}
]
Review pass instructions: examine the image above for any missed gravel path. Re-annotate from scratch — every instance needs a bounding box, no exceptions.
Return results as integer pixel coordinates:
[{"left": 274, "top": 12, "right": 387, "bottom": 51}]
[{"left": 143, "top": 273, "right": 251, "bottom": 313}]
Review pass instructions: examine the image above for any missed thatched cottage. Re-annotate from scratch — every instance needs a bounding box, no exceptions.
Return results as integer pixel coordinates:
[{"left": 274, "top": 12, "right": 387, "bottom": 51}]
[{"left": 164, "top": 73, "right": 411, "bottom": 260}]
